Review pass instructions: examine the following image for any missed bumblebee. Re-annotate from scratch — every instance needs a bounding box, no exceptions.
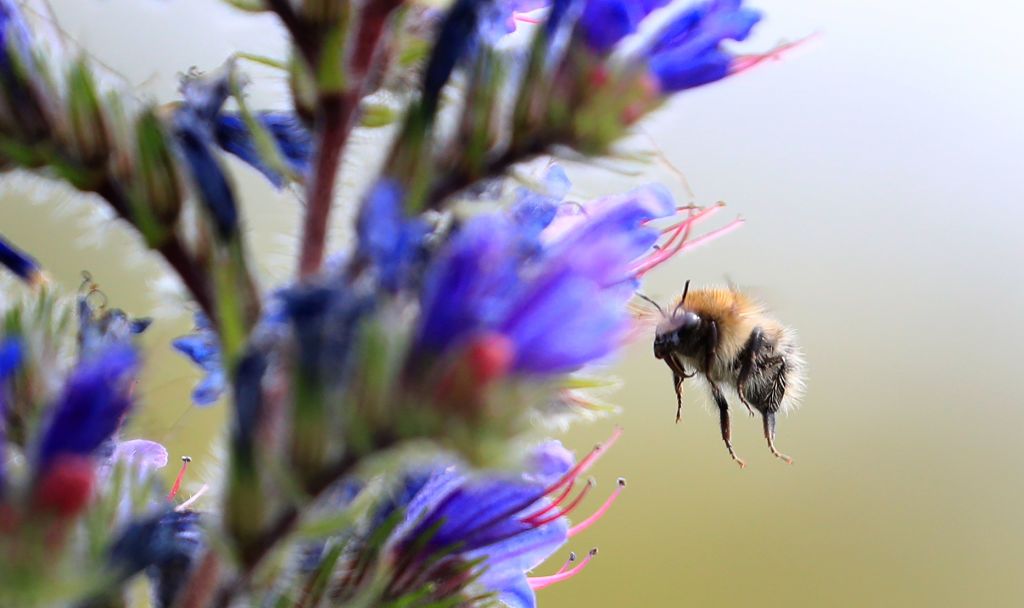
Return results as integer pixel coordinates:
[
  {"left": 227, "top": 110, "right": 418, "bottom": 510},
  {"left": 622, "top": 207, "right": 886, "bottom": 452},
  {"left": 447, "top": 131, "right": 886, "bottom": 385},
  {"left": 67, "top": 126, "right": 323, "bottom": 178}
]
[{"left": 640, "top": 282, "right": 805, "bottom": 467}]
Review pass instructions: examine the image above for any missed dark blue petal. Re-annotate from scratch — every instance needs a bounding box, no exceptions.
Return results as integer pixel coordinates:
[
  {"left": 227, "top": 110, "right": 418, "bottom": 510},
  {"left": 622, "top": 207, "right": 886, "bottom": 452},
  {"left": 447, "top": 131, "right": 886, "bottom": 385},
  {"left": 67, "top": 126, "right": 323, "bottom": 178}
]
[
  {"left": 0, "top": 234, "right": 41, "bottom": 283},
  {"left": 214, "top": 112, "right": 312, "bottom": 188},
  {"left": 173, "top": 110, "right": 238, "bottom": 239},
  {"left": 36, "top": 345, "right": 138, "bottom": 472},
  {"left": 172, "top": 315, "right": 226, "bottom": 407},
  {"left": 422, "top": 0, "right": 487, "bottom": 114}
]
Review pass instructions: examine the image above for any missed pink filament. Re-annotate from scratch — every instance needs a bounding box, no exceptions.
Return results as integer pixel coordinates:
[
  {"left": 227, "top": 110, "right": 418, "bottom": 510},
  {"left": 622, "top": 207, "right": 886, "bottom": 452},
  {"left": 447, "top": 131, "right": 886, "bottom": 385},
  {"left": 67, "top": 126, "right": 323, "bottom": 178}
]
[
  {"left": 524, "top": 479, "right": 576, "bottom": 523},
  {"left": 555, "top": 552, "right": 577, "bottom": 575},
  {"left": 568, "top": 481, "right": 625, "bottom": 539},
  {"left": 731, "top": 36, "right": 814, "bottom": 75},
  {"left": 632, "top": 204, "right": 725, "bottom": 277},
  {"left": 632, "top": 214, "right": 744, "bottom": 277},
  {"left": 167, "top": 457, "right": 191, "bottom": 502},
  {"left": 528, "top": 549, "right": 597, "bottom": 590},
  {"left": 543, "top": 427, "right": 623, "bottom": 496},
  {"left": 528, "top": 480, "right": 594, "bottom": 527}
]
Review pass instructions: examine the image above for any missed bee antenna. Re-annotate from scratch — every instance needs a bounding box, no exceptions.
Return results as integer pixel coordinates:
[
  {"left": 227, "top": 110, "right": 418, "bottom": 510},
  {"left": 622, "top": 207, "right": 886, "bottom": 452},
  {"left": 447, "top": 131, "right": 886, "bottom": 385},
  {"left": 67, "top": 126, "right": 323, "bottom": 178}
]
[
  {"left": 673, "top": 280, "right": 691, "bottom": 317},
  {"left": 635, "top": 293, "right": 666, "bottom": 317}
]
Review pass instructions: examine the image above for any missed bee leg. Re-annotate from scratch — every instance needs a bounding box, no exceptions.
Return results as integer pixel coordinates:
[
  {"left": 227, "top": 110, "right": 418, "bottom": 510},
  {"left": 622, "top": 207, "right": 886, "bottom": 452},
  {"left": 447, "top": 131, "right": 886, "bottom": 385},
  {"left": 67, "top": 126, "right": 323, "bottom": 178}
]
[
  {"left": 711, "top": 385, "right": 745, "bottom": 469},
  {"left": 735, "top": 327, "right": 765, "bottom": 418},
  {"left": 673, "top": 371, "right": 684, "bottom": 423},
  {"left": 762, "top": 411, "right": 793, "bottom": 464}
]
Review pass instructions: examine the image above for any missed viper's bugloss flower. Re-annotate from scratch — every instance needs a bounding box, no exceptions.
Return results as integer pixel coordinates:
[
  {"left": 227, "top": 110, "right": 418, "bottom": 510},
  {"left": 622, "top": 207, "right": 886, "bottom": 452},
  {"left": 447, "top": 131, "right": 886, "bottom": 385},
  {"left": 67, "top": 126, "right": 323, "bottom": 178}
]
[
  {"left": 416, "top": 181, "right": 675, "bottom": 375},
  {"left": 35, "top": 345, "right": 138, "bottom": 473},
  {"left": 357, "top": 180, "right": 429, "bottom": 291},
  {"left": 646, "top": 0, "right": 762, "bottom": 92},
  {"left": 384, "top": 434, "right": 624, "bottom": 607},
  {"left": 172, "top": 314, "right": 225, "bottom": 406},
  {"left": 214, "top": 112, "right": 312, "bottom": 188},
  {"left": 0, "top": 234, "right": 42, "bottom": 284}
]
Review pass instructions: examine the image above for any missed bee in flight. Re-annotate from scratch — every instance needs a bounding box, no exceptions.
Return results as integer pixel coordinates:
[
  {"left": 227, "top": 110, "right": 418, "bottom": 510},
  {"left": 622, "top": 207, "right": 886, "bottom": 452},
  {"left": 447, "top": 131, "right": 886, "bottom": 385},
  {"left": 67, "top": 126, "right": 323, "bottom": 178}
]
[{"left": 638, "top": 282, "right": 805, "bottom": 468}]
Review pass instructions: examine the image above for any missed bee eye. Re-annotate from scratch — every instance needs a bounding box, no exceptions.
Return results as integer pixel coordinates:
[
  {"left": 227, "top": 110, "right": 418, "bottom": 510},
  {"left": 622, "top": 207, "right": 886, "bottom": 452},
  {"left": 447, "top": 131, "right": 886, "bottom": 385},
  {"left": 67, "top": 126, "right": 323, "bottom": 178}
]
[{"left": 681, "top": 311, "right": 700, "bottom": 328}]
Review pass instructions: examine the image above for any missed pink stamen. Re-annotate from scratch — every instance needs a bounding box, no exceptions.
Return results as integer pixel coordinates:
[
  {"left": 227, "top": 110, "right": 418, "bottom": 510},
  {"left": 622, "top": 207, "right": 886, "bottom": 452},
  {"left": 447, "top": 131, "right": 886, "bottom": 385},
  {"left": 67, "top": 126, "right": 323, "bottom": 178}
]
[
  {"left": 528, "top": 479, "right": 594, "bottom": 527},
  {"left": 524, "top": 479, "right": 576, "bottom": 523},
  {"left": 633, "top": 213, "right": 743, "bottom": 278},
  {"left": 528, "top": 548, "right": 598, "bottom": 591},
  {"left": 555, "top": 552, "right": 577, "bottom": 575},
  {"left": 730, "top": 35, "right": 815, "bottom": 75},
  {"left": 167, "top": 456, "right": 191, "bottom": 502},
  {"left": 568, "top": 478, "right": 626, "bottom": 539},
  {"left": 543, "top": 427, "right": 623, "bottom": 496},
  {"left": 638, "top": 203, "right": 724, "bottom": 271}
]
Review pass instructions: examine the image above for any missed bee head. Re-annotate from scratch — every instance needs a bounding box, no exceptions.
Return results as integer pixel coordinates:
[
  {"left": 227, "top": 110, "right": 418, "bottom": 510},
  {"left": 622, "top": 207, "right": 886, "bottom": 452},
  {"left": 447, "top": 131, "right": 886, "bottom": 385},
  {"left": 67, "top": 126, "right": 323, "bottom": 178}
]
[{"left": 654, "top": 309, "right": 702, "bottom": 359}]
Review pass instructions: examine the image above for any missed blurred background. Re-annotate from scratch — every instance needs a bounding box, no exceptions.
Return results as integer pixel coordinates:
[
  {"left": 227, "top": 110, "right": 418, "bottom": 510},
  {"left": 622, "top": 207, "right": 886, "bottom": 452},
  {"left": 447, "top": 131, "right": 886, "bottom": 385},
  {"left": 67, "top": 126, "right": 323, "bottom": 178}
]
[{"left": 2, "top": 0, "right": 1023, "bottom": 605}]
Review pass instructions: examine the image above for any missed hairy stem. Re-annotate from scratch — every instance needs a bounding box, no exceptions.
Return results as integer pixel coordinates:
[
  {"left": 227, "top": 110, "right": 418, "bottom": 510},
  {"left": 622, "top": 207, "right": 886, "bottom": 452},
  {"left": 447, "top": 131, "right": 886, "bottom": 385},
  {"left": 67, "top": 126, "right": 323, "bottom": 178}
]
[{"left": 297, "top": 94, "right": 351, "bottom": 278}]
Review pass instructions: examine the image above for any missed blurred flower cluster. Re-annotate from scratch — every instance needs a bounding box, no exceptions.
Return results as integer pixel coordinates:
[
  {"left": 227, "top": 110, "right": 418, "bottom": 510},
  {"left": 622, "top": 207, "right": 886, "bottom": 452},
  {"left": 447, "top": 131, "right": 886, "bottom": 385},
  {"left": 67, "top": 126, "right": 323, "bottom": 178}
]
[{"left": 1, "top": 0, "right": 782, "bottom": 605}]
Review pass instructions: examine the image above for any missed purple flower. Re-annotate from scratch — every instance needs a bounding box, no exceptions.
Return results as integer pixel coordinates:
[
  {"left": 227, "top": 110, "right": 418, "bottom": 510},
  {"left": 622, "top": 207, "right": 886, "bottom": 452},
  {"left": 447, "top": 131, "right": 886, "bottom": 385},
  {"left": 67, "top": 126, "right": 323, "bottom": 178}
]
[
  {"left": 647, "top": 0, "right": 762, "bottom": 92},
  {"left": 416, "top": 181, "right": 674, "bottom": 375},
  {"left": 172, "top": 314, "right": 225, "bottom": 406},
  {"left": 36, "top": 345, "right": 139, "bottom": 473},
  {"left": 383, "top": 435, "right": 624, "bottom": 607},
  {"left": 214, "top": 112, "right": 312, "bottom": 188},
  {"left": 0, "top": 234, "right": 42, "bottom": 284}
]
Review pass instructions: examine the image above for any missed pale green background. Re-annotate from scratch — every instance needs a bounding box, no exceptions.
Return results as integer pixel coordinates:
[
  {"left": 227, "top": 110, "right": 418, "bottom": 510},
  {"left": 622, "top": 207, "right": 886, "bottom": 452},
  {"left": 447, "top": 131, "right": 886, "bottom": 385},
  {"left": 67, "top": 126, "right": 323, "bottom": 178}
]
[{"left": 2, "top": 1, "right": 1023, "bottom": 606}]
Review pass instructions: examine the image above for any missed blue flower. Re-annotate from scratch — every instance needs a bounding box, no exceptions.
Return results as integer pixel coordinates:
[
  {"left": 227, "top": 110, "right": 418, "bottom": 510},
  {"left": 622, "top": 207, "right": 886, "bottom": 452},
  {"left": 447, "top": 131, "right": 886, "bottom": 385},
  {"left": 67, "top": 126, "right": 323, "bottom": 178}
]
[
  {"left": 214, "top": 112, "right": 312, "bottom": 188},
  {"left": 356, "top": 180, "right": 429, "bottom": 291},
  {"left": 0, "top": 234, "right": 42, "bottom": 284},
  {"left": 382, "top": 437, "right": 623, "bottom": 607},
  {"left": 647, "top": 0, "right": 762, "bottom": 92},
  {"left": 416, "top": 181, "right": 673, "bottom": 375},
  {"left": 172, "top": 314, "right": 225, "bottom": 406},
  {"left": 36, "top": 345, "right": 139, "bottom": 473}
]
